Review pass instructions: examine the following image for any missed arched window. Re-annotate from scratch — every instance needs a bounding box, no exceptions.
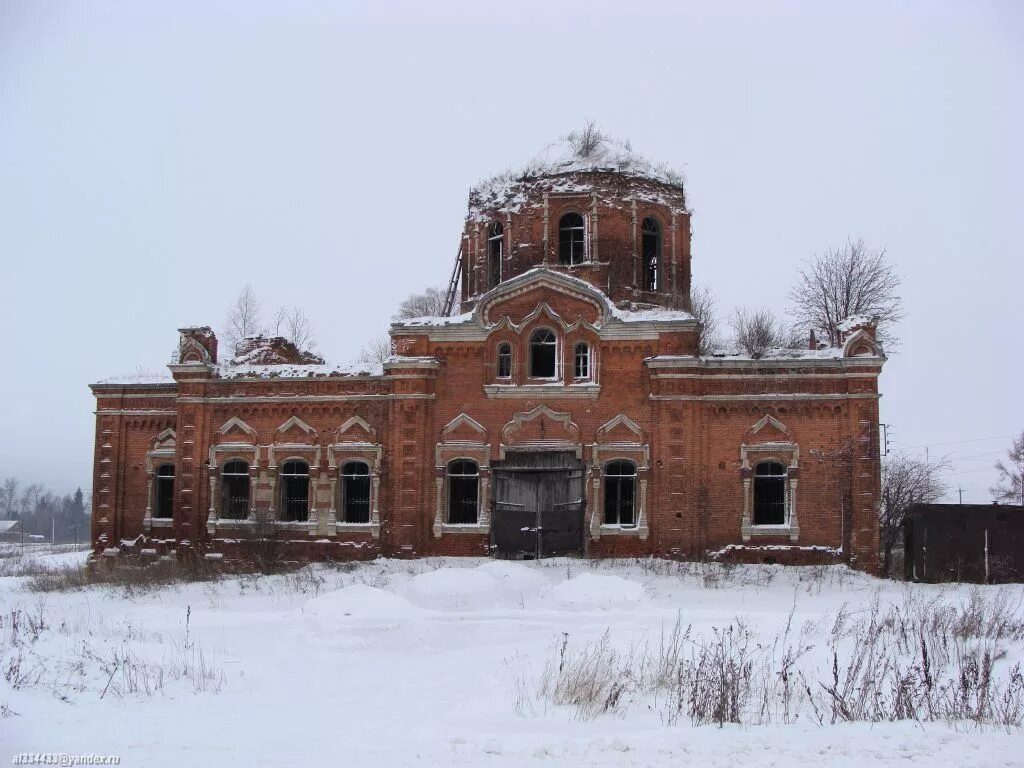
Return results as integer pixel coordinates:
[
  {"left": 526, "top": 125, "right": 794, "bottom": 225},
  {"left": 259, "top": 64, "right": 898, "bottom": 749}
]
[
  {"left": 603, "top": 460, "right": 636, "bottom": 526},
  {"left": 155, "top": 464, "right": 174, "bottom": 519},
  {"left": 529, "top": 328, "right": 557, "bottom": 379},
  {"left": 558, "top": 212, "right": 586, "bottom": 265},
  {"left": 753, "top": 461, "right": 787, "bottom": 525},
  {"left": 221, "top": 460, "right": 250, "bottom": 520},
  {"left": 279, "top": 460, "right": 310, "bottom": 522},
  {"left": 340, "top": 461, "right": 371, "bottom": 524},
  {"left": 488, "top": 221, "right": 503, "bottom": 289},
  {"left": 641, "top": 217, "right": 661, "bottom": 291},
  {"left": 573, "top": 342, "right": 590, "bottom": 380},
  {"left": 496, "top": 342, "right": 512, "bottom": 379},
  {"left": 447, "top": 459, "right": 479, "bottom": 524}
]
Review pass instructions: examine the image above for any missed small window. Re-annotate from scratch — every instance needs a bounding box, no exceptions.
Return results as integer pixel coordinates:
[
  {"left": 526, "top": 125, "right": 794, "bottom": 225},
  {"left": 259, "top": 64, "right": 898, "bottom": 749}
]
[
  {"left": 155, "top": 464, "right": 174, "bottom": 519},
  {"left": 753, "top": 461, "right": 787, "bottom": 525},
  {"left": 221, "top": 460, "right": 250, "bottom": 520},
  {"left": 447, "top": 460, "right": 479, "bottom": 524},
  {"left": 487, "top": 221, "right": 503, "bottom": 289},
  {"left": 642, "top": 217, "right": 660, "bottom": 291},
  {"left": 529, "top": 328, "right": 557, "bottom": 379},
  {"left": 604, "top": 460, "right": 636, "bottom": 526},
  {"left": 340, "top": 461, "right": 371, "bottom": 524},
  {"left": 573, "top": 342, "right": 590, "bottom": 380},
  {"left": 497, "top": 342, "right": 512, "bottom": 379},
  {"left": 279, "top": 460, "right": 310, "bottom": 522},
  {"left": 558, "top": 212, "right": 586, "bottom": 265}
]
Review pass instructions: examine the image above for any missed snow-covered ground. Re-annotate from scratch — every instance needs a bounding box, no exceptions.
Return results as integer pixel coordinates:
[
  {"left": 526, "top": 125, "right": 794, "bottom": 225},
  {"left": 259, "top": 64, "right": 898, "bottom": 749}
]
[{"left": 2, "top": 553, "right": 1022, "bottom": 767}]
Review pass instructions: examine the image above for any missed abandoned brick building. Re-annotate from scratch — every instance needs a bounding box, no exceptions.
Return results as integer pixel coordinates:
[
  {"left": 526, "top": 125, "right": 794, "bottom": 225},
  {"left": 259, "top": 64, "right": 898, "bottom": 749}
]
[{"left": 90, "top": 137, "right": 886, "bottom": 571}]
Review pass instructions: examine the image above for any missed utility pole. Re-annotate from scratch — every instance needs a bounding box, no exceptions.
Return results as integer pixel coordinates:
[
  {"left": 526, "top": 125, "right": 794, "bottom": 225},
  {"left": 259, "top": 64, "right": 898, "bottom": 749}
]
[
  {"left": 880, "top": 423, "right": 892, "bottom": 456},
  {"left": 958, "top": 486, "right": 963, "bottom": 505}
]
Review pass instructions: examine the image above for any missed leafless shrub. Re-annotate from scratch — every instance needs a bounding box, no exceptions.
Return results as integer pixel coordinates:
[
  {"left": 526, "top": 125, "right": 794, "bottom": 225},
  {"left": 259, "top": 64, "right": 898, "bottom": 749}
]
[
  {"left": 684, "top": 284, "right": 720, "bottom": 356},
  {"left": 393, "top": 286, "right": 447, "bottom": 320},
  {"left": 357, "top": 335, "right": 394, "bottom": 366},
  {"left": 730, "top": 308, "right": 795, "bottom": 359},
  {"left": 25, "top": 558, "right": 218, "bottom": 595},
  {"left": 271, "top": 306, "right": 316, "bottom": 352},
  {"left": 789, "top": 237, "right": 904, "bottom": 347},
  {"left": 567, "top": 121, "right": 604, "bottom": 159}
]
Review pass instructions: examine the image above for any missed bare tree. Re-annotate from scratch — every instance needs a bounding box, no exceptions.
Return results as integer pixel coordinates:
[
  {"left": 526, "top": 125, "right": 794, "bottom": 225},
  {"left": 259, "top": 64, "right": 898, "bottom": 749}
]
[
  {"left": 880, "top": 453, "right": 950, "bottom": 576},
  {"left": 225, "top": 285, "right": 265, "bottom": 354},
  {"left": 685, "top": 284, "right": 720, "bottom": 356},
  {"left": 357, "top": 335, "right": 394, "bottom": 365},
  {"left": 393, "top": 287, "right": 447, "bottom": 320},
  {"left": 991, "top": 431, "right": 1024, "bottom": 506},
  {"left": 0, "top": 478, "right": 18, "bottom": 520},
  {"left": 789, "top": 238, "right": 904, "bottom": 347},
  {"left": 730, "top": 308, "right": 790, "bottom": 359},
  {"left": 272, "top": 306, "right": 316, "bottom": 351}
]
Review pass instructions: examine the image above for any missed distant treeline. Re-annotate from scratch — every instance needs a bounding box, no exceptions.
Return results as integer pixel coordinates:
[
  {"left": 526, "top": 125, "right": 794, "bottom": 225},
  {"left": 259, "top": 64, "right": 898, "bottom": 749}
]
[{"left": 1, "top": 478, "right": 90, "bottom": 544}]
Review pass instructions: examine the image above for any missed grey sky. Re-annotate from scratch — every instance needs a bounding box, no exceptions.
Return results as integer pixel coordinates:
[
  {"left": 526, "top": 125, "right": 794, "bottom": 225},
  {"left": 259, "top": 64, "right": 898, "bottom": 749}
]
[{"left": 1, "top": 1, "right": 1021, "bottom": 502}]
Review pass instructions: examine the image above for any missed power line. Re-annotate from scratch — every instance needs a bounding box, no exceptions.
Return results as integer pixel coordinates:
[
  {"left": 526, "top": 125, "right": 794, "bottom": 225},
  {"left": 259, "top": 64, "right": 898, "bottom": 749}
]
[{"left": 891, "top": 435, "right": 1014, "bottom": 450}]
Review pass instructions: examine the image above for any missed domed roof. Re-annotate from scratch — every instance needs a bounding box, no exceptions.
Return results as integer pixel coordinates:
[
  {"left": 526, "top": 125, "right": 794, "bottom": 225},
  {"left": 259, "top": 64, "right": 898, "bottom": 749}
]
[{"left": 468, "top": 126, "right": 686, "bottom": 220}]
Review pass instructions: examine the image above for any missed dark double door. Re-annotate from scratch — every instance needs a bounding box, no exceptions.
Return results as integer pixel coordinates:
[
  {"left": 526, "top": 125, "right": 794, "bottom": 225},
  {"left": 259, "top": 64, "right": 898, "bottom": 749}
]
[{"left": 492, "top": 451, "right": 585, "bottom": 558}]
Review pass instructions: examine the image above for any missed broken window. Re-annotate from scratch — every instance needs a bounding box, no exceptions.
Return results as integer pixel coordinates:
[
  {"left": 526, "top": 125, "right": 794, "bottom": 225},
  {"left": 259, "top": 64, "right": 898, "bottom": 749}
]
[
  {"left": 529, "top": 328, "right": 557, "bottom": 379},
  {"left": 447, "top": 459, "right": 479, "bottom": 524},
  {"left": 573, "top": 342, "right": 590, "bottom": 380},
  {"left": 497, "top": 342, "right": 512, "bottom": 379},
  {"left": 753, "top": 461, "right": 787, "bottom": 525},
  {"left": 603, "top": 460, "right": 636, "bottom": 526},
  {"left": 341, "top": 461, "right": 371, "bottom": 524},
  {"left": 488, "top": 221, "right": 503, "bottom": 289},
  {"left": 642, "top": 217, "right": 661, "bottom": 291},
  {"left": 155, "top": 464, "right": 174, "bottom": 519},
  {"left": 220, "top": 460, "right": 250, "bottom": 520},
  {"left": 558, "top": 212, "right": 586, "bottom": 265},
  {"left": 279, "top": 460, "right": 310, "bottom": 522}
]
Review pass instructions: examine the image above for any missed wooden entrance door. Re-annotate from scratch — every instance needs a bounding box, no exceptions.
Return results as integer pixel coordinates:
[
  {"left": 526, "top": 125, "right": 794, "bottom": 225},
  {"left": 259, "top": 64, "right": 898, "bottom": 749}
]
[{"left": 492, "top": 451, "right": 585, "bottom": 558}]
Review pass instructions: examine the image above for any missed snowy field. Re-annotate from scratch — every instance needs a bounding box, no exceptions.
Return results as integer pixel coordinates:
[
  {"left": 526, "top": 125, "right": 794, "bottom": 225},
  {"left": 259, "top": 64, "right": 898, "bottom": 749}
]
[{"left": 2, "top": 551, "right": 1023, "bottom": 767}]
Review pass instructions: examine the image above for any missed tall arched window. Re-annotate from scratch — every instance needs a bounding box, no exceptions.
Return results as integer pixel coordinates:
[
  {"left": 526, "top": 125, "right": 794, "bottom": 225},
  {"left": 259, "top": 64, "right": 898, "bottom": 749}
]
[
  {"left": 155, "top": 464, "right": 174, "bottom": 519},
  {"left": 488, "top": 221, "right": 503, "bottom": 288},
  {"left": 641, "top": 217, "right": 661, "bottom": 291},
  {"left": 573, "top": 342, "right": 590, "bottom": 380},
  {"left": 221, "top": 460, "right": 250, "bottom": 520},
  {"left": 753, "top": 461, "right": 787, "bottom": 525},
  {"left": 529, "top": 328, "right": 557, "bottom": 379},
  {"left": 447, "top": 459, "right": 479, "bottom": 524},
  {"left": 558, "top": 212, "right": 586, "bottom": 265},
  {"left": 603, "top": 460, "right": 637, "bottom": 526},
  {"left": 340, "top": 461, "right": 371, "bottom": 524},
  {"left": 496, "top": 342, "right": 512, "bottom": 379},
  {"left": 279, "top": 460, "right": 310, "bottom": 522}
]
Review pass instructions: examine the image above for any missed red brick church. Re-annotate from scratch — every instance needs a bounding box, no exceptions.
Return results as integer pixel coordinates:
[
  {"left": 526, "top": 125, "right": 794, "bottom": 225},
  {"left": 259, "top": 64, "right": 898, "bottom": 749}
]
[{"left": 90, "top": 135, "right": 885, "bottom": 572}]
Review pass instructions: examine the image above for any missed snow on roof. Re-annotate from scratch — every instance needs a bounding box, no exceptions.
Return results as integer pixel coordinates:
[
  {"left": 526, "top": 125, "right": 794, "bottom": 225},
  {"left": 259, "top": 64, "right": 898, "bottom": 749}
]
[
  {"left": 96, "top": 369, "right": 176, "bottom": 385},
  {"left": 469, "top": 129, "right": 686, "bottom": 219},
  {"left": 610, "top": 305, "right": 695, "bottom": 323},
  {"left": 217, "top": 359, "right": 384, "bottom": 379},
  {"left": 0, "top": 520, "right": 20, "bottom": 532},
  {"left": 836, "top": 315, "right": 876, "bottom": 333},
  {"left": 398, "top": 310, "right": 474, "bottom": 327}
]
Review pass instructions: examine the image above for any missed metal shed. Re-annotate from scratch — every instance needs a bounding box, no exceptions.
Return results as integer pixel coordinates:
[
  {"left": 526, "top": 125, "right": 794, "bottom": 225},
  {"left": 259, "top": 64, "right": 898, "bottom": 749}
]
[{"left": 904, "top": 503, "right": 1024, "bottom": 583}]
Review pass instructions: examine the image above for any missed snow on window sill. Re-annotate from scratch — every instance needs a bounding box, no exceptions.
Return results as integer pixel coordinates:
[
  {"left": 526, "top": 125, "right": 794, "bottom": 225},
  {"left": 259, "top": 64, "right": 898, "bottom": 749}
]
[
  {"left": 150, "top": 518, "right": 174, "bottom": 527},
  {"left": 599, "top": 524, "right": 642, "bottom": 536},
  {"left": 749, "top": 524, "right": 795, "bottom": 536},
  {"left": 484, "top": 383, "right": 600, "bottom": 400},
  {"left": 335, "top": 522, "right": 378, "bottom": 534},
  {"left": 441, "top": 523, "right": 489, "bottom": 534}
]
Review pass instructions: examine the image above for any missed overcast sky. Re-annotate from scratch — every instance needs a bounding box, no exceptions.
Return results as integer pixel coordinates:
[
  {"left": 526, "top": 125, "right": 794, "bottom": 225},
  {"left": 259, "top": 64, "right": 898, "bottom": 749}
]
[{"left": 1, "top": 0, "right": 1021, "bottom": 503}]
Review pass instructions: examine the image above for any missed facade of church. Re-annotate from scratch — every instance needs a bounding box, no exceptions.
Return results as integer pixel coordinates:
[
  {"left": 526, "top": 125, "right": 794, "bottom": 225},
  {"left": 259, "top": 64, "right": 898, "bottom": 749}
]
[{"left": 90, "top": 139, "right": 885, "bottom": 572}]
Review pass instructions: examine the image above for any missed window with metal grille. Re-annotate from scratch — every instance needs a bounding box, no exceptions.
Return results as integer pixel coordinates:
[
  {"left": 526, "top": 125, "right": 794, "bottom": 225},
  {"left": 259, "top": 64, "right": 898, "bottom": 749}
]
[
  {"left": 642, "top": 217, "right": 660, "bottom": 291},
  {"left": 604, "top": 460, "right": 637, "bottom": 526},
  {"left": 155, "top": 464, "right": 174, "bottom": 519},
  {"left": 341, "top": 461, "right": 371, "bottom": 524},
  {"left": 488, "top": 221, "right": 503, "bottom": 289},
  {"left": 574, "top": 342, "right": 590, "bottom": 380},
  {"left": 497, "top": 342, "right": 512, "bottom": 379},
  {"left": 279, "top": 460, "right": 310, "bottom": 522},
  {"left": 529, "top": 328, "right": 557, "bottom": 379},
  {"left": 558, "top": 212, "right": 586, "bottom": 265},
  {"left": 220, "top": 460, "right": 250, "bottom": 520},
  {"left": 753, "top": 461, "right": 787, "bottom": 525},
  {"left": 447, "top": 459, "right": 479, "bottom": 524}
]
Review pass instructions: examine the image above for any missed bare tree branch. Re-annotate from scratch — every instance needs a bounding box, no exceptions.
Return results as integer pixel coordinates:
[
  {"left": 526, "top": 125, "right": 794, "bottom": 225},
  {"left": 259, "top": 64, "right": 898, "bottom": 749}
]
[
  {"left": 225, "top": 285, "right": 265, "bottom": 354},
  {"left": 730, "top": 308, "right": 795, "bottom": 359},
  {"left": 393, "top": 287, "right": 447, "bottom": 320},
  {"left": 357, "top": 335, "right": 394, "bottom": 365},
  {"left": 684, "top": 284, "right": 720, "bottom": 356},
  {"left": 789, "top": 238, "right": 904, "bottom": 347},
  {"left": 991, "top": 431, "right": 1024, "bottom": 505},
  {"left": 879, "top": 453, "right": 950, "bottom": 575}
]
